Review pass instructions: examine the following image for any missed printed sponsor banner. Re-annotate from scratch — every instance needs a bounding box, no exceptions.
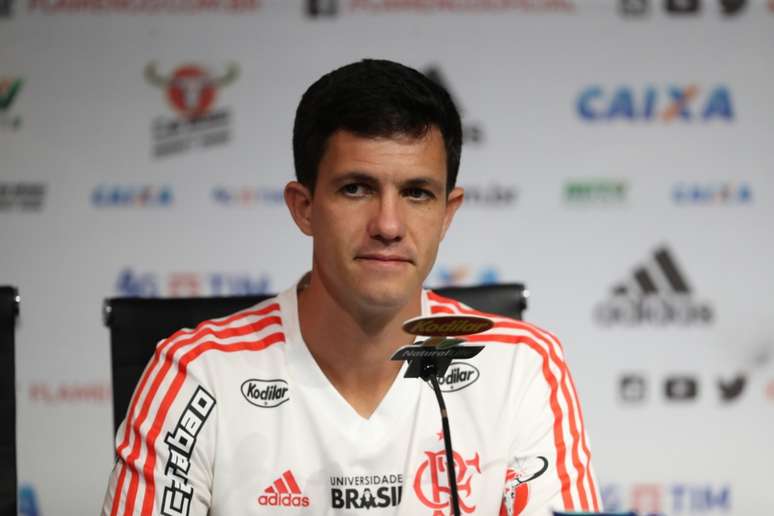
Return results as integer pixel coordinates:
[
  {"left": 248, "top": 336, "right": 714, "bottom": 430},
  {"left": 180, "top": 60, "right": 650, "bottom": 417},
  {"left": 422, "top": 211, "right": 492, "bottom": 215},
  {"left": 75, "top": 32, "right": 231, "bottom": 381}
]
[
  {"left": 0, "top": 182, "right": 45, "bottom": 211},
  {"left": 5, "top": 5, "right": 773, "bottom": 516},
  {"left": 0, "top": 77, "right": 23, "bottom": 130},
  {"left": 145, "top": 62, "right": 238, "bottom": 158},
  {"left": 601, "top": 482, "right": 732, "bottom": 515},
  {"left": 305, "top": 0, "right": 575, "bottom": 17},
  {"left": 27, "top": 0, "right": 259, "bottom": 13},
  {"left": 115, "top": 268, "right": 272, "bottom": 297}
]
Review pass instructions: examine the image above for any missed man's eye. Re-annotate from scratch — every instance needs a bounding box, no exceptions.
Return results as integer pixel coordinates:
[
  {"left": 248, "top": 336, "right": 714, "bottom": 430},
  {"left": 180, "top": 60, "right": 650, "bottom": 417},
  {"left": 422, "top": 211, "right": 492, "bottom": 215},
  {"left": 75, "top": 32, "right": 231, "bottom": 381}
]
[
  {"left": 404, "top": 187, "right": 433, "bottom": 201},
  {"left": 341, "top": 183, "right": 370, "bottom": 197}
]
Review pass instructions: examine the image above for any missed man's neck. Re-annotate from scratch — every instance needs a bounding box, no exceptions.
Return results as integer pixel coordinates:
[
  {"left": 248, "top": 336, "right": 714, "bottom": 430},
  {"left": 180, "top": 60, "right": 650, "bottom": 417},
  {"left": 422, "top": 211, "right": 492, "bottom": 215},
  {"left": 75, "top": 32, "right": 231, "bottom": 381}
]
[{"left": 296, "top": 273, "right": 421, "bottom": 419}]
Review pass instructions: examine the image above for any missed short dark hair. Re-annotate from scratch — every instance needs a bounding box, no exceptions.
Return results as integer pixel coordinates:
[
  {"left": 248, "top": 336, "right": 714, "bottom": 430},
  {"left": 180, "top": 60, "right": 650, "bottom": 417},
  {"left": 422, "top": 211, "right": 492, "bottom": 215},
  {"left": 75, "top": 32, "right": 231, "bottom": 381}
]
[{"left": 292, "top": 59, "right": 462, "bottom": 194}]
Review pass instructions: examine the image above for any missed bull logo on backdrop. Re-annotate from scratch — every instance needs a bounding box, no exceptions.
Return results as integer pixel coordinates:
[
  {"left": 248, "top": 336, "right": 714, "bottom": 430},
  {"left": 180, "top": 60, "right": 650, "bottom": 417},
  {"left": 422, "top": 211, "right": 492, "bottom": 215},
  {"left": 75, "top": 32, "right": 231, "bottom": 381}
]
[
  {"left": 144, "top": 62, "right": 239, "bottom": 157},
  {"left": 413, "top": 449, "right": 481, "bottom": 515}
]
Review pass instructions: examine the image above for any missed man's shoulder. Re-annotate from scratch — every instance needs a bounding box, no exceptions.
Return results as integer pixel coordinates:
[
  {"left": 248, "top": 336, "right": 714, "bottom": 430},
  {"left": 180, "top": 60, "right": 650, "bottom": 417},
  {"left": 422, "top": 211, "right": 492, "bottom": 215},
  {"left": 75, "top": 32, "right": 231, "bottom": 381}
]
[{"left": 155, "top": 294, "right": 287, "bottom": 366}]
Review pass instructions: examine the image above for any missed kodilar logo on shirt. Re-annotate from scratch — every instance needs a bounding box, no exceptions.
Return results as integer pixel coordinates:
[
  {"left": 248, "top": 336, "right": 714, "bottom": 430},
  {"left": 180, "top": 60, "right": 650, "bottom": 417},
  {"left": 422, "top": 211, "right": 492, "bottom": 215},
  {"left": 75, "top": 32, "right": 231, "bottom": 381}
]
[
  {"left": 241, "top": 378, "right": 289, "bottom": 408},
  {"left": 437, "top": 363, "right": 479, "bottom": 393}
]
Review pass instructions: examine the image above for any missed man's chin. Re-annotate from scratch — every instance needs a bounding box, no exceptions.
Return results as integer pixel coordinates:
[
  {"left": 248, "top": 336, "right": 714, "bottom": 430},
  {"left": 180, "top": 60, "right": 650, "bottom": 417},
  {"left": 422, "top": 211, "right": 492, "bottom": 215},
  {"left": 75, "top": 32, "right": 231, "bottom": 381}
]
[{"left": 354, "top": 282, "right": 418, "bottom": 312}]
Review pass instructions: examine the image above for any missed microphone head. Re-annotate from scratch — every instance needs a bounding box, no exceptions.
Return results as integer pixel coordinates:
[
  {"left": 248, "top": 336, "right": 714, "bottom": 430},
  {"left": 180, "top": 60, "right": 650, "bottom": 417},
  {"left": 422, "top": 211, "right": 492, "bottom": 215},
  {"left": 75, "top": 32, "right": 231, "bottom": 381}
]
[{"left": 402, "top": 314, "right": 494, "bottom": 337}]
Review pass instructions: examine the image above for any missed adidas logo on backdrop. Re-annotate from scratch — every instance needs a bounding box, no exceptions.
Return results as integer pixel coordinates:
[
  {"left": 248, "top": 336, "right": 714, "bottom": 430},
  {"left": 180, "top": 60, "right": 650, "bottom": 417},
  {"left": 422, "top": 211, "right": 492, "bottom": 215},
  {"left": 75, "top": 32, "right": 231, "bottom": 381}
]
[
  {"left": 594, "top": 245, "right": 713, "bottom": 326},
  {"left": 257, "top": 470, "right": 310, "bottom": 508}
]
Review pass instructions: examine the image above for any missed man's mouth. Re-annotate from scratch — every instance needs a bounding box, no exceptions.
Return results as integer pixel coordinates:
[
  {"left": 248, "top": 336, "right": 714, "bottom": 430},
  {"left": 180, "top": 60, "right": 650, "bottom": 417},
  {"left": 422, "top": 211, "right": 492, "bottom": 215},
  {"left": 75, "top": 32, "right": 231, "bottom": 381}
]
[{"left": 356, "top": 254, "right": 413, "bottom": 264}]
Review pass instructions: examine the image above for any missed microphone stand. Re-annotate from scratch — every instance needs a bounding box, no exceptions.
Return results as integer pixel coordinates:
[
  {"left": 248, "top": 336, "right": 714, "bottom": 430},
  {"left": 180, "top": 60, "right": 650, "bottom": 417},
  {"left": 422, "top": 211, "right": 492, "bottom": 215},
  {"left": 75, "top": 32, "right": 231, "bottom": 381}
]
[
  {"left": 420, "top": 360, "right": 461, "bottom": 516},
  {"left": 392, "top": 316, "right": 493, "bottom": 516}
]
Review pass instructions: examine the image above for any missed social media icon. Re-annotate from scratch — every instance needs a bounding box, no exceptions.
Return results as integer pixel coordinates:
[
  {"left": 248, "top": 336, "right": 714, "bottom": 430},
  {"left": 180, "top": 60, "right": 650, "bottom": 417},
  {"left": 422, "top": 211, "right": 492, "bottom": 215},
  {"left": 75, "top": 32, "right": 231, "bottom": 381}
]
[
  {"left": 720, "top": 0, "right": 745, "bottom": 15},
  {"left": 665, "top": 375, "right": 698, "bottom": 401},
  {"left": 620, "top": 374, "right": 647, "bottom": 403},
  {"left": 717, "top": 374, "right": 746, "bottom": 401},
  {"left": 665, "top": 0, "right": 700, "bottom": 14},
  {"left": 621, "top": 0, "right": 648, "bottom": 15}
]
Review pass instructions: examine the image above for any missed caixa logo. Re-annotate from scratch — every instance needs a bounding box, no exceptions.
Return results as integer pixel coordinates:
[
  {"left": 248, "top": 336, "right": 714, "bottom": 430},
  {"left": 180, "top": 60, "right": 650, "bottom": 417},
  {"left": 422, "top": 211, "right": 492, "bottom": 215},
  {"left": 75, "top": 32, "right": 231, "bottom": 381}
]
[
  {"left": 437, "top": 363, "right": 479, "bottom": 393},
  {"left": 601, "top": 482, "right": 731, "bottom": 514},
  {"left": 672, "top": 182, "right": 752, "bottom": 205},
  {"left": 241, "top": 379, "right": 289, "bottom": 408},
  {"left": 92, "top": 185, "right": 173, "bottom": 207},
  {"left": 115, "top": 267, "right": 271, "bottom": 297},
  {"left": 577, "top": 85, "right": 734, "bottom": 122}
]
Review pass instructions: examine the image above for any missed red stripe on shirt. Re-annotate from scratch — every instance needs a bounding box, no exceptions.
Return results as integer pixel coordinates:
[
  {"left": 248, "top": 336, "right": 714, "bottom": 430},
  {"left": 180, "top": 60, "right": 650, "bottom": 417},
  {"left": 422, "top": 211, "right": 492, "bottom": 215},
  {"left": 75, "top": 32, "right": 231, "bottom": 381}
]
[
  {"left": 464, "top": 332, "right": 575, "bottom": 509},
  {"left": 137, "top": 332, "right": 286, "bottom": 516},
  {"left": 567, "top": 367, "right": 600, "bottom": 510},
  {"left": 120, "top": 316, "right": 282, "bottom": 516},
  {"left": 111, "top": 304, "right": 280, "bottom": 516},
  {"left": 428, "top": 291, "right": 592, "bottom": 510}
]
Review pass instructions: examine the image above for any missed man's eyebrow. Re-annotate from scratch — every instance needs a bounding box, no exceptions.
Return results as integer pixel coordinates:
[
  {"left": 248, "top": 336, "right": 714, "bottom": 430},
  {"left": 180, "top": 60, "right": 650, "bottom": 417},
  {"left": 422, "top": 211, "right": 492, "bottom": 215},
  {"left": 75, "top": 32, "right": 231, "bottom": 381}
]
[
  {"left": 401, "top": 177, "right": 445, "bottom": 192},
  {"left": 334, "top": 171, "right": 378, "bottom": 185}
]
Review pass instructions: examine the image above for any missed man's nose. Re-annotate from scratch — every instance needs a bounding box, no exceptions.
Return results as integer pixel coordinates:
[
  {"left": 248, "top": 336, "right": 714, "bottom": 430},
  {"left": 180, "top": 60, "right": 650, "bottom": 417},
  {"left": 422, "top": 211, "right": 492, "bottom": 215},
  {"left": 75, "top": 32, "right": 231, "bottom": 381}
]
[{"left": 367, "top": 191, "right": 405, "bottom": 242}]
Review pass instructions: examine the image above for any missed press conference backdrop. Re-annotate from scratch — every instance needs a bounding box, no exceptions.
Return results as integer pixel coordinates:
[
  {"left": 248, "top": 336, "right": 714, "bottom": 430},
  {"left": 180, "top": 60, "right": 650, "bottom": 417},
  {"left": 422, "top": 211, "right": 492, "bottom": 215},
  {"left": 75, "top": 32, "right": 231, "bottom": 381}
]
[{"left": 2, "top": 1, "right": 773, "bottom": 514}]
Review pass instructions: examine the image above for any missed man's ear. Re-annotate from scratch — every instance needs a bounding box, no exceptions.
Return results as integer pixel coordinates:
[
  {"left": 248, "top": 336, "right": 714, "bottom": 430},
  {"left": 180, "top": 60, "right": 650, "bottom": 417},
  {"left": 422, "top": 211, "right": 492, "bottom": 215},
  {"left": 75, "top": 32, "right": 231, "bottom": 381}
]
[
  {"left": 440, "top": 186, "right": 464, "bottom": 240},
  {"left": 284, "top": 181, "right": 313, "bottom": 236}
]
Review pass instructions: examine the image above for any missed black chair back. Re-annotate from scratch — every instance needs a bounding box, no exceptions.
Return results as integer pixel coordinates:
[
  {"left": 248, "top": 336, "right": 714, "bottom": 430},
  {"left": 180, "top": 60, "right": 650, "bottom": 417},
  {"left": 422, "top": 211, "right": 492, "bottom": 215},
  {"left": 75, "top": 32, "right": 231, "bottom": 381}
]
[
  {"left": 104, "top": 283, "right": 527, "bottom": 434},
  {"left": 0, "top": 286, "right": 19, "bottom": 516}
]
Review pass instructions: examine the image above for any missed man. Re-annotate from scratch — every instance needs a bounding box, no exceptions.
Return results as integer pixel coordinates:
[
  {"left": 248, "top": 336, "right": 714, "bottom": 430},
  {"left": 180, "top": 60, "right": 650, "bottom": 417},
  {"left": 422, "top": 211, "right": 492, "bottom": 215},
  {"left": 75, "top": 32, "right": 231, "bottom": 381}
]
[{"left": 103, "top": 59, "right": 599, "bottom": 516}]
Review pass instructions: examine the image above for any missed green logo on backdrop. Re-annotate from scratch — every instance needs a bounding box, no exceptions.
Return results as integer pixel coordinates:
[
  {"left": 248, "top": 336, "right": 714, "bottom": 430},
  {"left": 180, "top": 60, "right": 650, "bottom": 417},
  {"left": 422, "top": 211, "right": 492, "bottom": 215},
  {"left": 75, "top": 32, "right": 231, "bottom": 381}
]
[
  {"left": 0, "top": 78, "right": 22, "bottom": 110},
  {"left": 0, "top": 78, "right": 23, "bottom": 130},
  {"left": 565, "top": 180, "right": 627, "bottom": 203}
]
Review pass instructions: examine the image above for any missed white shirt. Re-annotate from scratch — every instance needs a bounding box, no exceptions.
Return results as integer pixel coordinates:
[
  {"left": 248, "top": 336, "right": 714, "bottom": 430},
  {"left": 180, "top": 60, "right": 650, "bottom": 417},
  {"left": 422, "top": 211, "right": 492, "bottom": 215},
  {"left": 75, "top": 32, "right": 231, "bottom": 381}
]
[{"left": 102, "top": 284, "right": 600, "bottom": 516}]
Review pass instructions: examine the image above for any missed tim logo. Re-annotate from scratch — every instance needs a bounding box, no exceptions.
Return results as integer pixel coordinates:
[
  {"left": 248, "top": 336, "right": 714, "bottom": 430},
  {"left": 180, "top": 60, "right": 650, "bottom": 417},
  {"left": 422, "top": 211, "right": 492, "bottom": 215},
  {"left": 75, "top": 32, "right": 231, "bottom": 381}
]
[
  {"left": 413, "top": 450, "right": 481, "bottom": 515},
  {"left": 115, "top": 267, "right": 271, "bottom": 297},
  {"left": 145, "top": 62, "right": 238, "bottom": 157},
  {"left": 241, "top": 379, "right": 289, "bottom": 408},
  {"left": 577, "top": 85, "right": 734, "bottom": 122},
  {"left": 601, "top": 482, "right": 731, "bottom": 514}
]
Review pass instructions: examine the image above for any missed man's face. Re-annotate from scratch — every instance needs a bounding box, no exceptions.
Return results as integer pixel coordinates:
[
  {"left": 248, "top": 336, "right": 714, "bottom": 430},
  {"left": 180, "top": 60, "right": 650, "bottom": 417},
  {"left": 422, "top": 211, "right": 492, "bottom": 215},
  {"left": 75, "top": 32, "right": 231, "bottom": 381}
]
[{"left": 291, "top": 128, "right": 463, "bottom": 312}]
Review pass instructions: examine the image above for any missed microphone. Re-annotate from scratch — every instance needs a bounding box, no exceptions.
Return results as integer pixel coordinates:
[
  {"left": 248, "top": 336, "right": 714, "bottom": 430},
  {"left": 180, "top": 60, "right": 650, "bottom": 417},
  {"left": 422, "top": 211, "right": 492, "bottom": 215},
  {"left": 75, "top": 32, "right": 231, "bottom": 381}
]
[{"left": 391, "top": 314, "right": 494, "bottom": 516}]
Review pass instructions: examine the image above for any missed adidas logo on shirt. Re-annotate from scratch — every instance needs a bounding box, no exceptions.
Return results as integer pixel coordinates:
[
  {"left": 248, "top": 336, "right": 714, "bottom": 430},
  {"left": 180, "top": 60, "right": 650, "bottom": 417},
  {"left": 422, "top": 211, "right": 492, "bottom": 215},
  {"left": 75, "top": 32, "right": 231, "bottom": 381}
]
[
  {"left": 594, "top": 245, "right": 713, "bottom": 326},
  {"left": 257, "top": 470, "right": 310, "bottom": 508}
]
